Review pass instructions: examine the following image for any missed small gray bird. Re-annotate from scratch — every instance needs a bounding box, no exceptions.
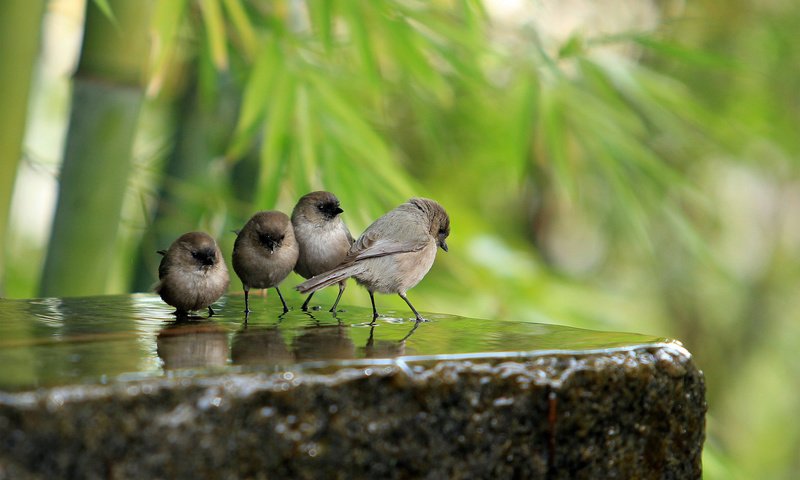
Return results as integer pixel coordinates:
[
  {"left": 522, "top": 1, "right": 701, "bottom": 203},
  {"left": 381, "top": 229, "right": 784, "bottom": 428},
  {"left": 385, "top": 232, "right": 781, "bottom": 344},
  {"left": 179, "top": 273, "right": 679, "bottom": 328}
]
[
  {"left": 155, "top": 231, "right": 230, "bottom": 317},
  {"left": 232, "top": 211, "right": 299, "bottom": 314},
  {"left": 296, "top": 198, "right": 450, "bottom": 322},
  {"left": 291, "top": 191, "right": 355, "bottom": 312}
]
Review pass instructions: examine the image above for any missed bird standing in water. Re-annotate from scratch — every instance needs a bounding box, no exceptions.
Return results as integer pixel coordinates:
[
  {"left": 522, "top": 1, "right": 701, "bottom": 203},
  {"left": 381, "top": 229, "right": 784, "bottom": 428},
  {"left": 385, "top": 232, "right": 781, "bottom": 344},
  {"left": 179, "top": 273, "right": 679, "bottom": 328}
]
[
  {"left": 232, "top": 211, "right": 299, "bottom": 314},
  {"left": 296, "top": 198, "right": 449, "bottom": 322},
  {"left": 291, "top": 191, "right": 354, "bottom": 312},
  {"left": 155, "top": 231, "right": 229, "bottom": 318}
]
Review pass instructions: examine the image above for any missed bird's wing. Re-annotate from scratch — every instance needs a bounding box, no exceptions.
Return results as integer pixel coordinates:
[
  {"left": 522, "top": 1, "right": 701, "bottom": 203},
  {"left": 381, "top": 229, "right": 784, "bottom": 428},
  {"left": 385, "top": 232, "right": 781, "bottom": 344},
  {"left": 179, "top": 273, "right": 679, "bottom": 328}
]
[
  {"left": 349, "top": 236, "right": 428, "bottom": 262},
  {"left": 157, "top": 253, "right": 170, "bottom": 280},
  {"left": 345, "top": 206, "right": 428, "bottom": 262}
]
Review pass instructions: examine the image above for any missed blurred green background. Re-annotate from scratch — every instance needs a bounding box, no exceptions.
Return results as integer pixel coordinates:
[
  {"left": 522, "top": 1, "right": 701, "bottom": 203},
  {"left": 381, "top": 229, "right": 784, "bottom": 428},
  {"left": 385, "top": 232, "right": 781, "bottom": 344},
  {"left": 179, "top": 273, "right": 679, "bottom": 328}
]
[{"left": 1, "top": 0, "right": 798, "bottom": 477}]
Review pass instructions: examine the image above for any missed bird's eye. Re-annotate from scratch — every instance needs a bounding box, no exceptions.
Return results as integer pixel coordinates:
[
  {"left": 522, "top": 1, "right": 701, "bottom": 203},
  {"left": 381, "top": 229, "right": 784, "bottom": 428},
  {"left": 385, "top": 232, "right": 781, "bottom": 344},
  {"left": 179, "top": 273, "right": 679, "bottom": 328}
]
[
  {"left": 191, "top": 251, "right": 200, "bottom": 258},
  {"left": 279, "top": 235, "right": 285, "bottom": 241},
  {"left": 317, "top": 204, "right": 324, "bottom": 210},
  {"left": 438, "top": 228, "right": 447, "bottom": 235}
]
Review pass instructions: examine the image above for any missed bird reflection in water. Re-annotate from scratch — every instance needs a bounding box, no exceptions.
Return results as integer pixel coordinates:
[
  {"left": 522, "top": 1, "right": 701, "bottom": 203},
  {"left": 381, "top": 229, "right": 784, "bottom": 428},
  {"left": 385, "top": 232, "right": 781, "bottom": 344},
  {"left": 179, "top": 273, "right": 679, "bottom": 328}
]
[
  {"left": 292, "top": 313, "right": 356, "bottom": 361},
  {"left": 361, "top": 321, "right": 419, "bottom": 359},
  {"left": 156, "top": 320, "right": 229, "bottom": 370},
  {"left": 231, "top": 324, "right": 293, "bottom": 366},
  {"left": 158, "top": 313, "right": 426, "bottom": 369}
]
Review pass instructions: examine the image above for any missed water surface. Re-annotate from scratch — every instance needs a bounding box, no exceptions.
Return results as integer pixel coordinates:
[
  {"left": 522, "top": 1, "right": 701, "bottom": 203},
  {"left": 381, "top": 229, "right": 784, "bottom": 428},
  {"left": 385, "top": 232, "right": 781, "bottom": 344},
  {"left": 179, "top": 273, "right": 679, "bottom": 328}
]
[{"left": 0, "top": 294, "right": 669, "bottom": 391}]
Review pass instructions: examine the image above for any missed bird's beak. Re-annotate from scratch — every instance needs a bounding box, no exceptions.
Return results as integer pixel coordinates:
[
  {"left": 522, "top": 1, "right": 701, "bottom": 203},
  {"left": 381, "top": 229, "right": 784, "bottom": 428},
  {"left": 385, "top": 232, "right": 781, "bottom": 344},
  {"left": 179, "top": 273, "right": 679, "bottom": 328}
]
[
  {"left": 438, "top": 238, "right": 448, "bottom": 252},
  {"left": 334, "top": 207, "right": 344, "bottom": 215}
]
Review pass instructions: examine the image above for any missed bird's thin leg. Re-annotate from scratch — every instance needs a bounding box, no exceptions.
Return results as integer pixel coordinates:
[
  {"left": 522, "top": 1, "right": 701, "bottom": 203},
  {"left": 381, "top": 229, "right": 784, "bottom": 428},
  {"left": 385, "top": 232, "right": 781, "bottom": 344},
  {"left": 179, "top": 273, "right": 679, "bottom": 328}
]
[
  {"left": 398, "top": 292, "right": 425, "bottom": 322},
  {"left": 243, "top": 286, "right": 251, "bottom": 314},
  {"left": 369, "top": 290, "right": 379, "bottom": 323},
  {"left": 329, "top": 283, "right": 346, "bottom": 313},
  {"left": 208, "top": 306, "right": 216, "bottom": 317},
  {"left": 301, "top": 291, "right": 315, "bottom": 312},
  {"left": 275, "top": 287, "right": 289, "bottom": 313}
]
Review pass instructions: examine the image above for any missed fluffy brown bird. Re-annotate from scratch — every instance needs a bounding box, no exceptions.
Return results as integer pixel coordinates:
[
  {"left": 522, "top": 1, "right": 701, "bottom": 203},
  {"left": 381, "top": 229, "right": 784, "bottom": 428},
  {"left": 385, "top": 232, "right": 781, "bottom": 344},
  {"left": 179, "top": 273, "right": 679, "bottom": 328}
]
[
  {"left": 291, "top": 191, "right": 354, "bottom": 312},
  {"left": 296, "top": 198, "right": 449, "bottom": 321},
  {"left": 232, "top": 211, "right": 299, "bottom": 314},
  {"left": 155, "top": 232, "right": 230, "bottom": 317}
]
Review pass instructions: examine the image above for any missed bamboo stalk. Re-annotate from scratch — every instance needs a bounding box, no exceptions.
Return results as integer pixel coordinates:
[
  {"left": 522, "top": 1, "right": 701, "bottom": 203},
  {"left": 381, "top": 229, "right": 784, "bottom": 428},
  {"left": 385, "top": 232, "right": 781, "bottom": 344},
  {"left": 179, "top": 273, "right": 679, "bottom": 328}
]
[
  {"left": 39, "top": 0, "right": 154, "bottom": 297},
  {"left": 0, "top": 0, "right": 45, "bottom": 295}
]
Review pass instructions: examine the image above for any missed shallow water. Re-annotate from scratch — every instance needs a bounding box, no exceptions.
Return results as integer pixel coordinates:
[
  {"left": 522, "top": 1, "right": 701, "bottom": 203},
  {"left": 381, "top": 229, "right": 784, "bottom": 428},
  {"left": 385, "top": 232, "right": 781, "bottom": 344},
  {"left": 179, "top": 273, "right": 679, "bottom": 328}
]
[{"left": 0, "top": 294, "right": 670, "bottom": 391}]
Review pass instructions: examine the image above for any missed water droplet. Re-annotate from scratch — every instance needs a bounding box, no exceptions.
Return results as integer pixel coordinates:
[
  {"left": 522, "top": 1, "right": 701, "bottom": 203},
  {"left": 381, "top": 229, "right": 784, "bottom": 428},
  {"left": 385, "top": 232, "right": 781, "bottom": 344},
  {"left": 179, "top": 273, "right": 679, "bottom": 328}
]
[{"left": 260, "top": 406, "right": 275, "bottom": 417}]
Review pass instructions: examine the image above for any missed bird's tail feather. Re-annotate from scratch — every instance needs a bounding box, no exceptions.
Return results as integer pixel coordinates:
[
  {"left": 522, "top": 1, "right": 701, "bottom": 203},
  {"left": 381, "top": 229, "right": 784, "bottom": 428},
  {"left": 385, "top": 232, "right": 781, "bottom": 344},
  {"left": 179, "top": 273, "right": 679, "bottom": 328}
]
[{"left": 296, "top": 263, "right": 364, "bottom": 294}]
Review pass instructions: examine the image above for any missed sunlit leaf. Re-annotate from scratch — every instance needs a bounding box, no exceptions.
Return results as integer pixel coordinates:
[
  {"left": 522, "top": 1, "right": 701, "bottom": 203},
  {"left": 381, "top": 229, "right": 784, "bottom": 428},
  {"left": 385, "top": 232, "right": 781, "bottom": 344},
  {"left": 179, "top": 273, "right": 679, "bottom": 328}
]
[
  {"left": 341, "top": 0, "right": 381, "bottom": 84},
  {"left": 307, "top": 0, "right": 334, "bottom": 51},
  {"left": 294, "top": 84, "right": 316, "bottom": 194},
  {"left": 540, "top": 89, "right": 576, "bottom": 199},
  {"left": 221, "top": 0, "right": 258, "bottom": 61},
  {"left": 631, "top": 35, "right": 736, "bottom": 69},
  {"left": 227, "top": 40, "right": 281, "bottom": 159},
  {"left": 199, "top": 0, "right": 228, "bottom": 70},
  {"left": 148, "top": 0, "right": 188, "bottom": 96},
  {"left": 256, "top": 68, "right": 296, "bottom": 209},
  {"left": 92, "top": 0, "right": 118, "bottom": 26}
]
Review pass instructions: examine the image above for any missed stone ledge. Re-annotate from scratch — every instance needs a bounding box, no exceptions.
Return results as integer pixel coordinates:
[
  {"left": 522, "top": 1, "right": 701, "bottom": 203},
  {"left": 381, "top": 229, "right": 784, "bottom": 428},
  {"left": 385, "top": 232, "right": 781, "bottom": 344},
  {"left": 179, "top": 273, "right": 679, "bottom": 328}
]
[{"left": 0, "top": 343, "right": 705, "bottom": 479}]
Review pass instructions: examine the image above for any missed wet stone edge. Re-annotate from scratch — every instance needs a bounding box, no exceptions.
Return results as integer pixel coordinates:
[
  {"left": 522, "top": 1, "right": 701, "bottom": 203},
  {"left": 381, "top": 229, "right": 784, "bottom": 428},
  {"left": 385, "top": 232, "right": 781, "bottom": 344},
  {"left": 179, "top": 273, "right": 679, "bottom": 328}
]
[{"left": 0, "top": 344, "right": 706, "bottom": 480}]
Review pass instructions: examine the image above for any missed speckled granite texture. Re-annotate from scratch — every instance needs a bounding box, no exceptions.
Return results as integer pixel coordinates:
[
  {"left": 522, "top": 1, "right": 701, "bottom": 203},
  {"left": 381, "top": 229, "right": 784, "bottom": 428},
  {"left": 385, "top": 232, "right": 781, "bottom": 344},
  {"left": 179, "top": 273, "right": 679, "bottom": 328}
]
[{"left": 0, "top": 344, "right": 705, "bottom": 479}]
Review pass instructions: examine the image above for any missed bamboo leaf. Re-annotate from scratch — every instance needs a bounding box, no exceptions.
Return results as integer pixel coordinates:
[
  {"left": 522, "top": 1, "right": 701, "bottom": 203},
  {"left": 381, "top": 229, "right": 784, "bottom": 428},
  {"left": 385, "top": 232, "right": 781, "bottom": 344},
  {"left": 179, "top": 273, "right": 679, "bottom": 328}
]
[
  {"left": 306, "top": 74, "right": 411, "bottom": 194},
  {"left": 307, "top": 0, "right": 334, "bottom": 51},
  {"left": 92, "top": 0, "right": 118, "bottom": 27},
  {"left": 341, "top": 0, "right": 380, "bottom": 84},
  {"left": 147, "top": 0, "right": 188, "bottom": 96},
  {"left": 295, "top": 84, "right": 316, "bottom": 193},
  {"left": 256, "top": 68, "right": 295, "bottom": 209},
  {"left": 631, "top": 35, "right": 736, "bottom": 69},
  {"left": 227, "top": 41, "right": 280, "bottom": 159},
  {"left": 381, "top": 13, "right": 449, "bottom": 101},
  {"left": 591, "top": 140, "right": 653, "bottom": 251},
  {"left": 199, "top": 0, "right": 228, "bottom": 70},
  {"left": 540, "top": 89, "right": 575, "bottom": 198},
  {"left": 221, "top": 0, "right": 257, "bottom": 61}
]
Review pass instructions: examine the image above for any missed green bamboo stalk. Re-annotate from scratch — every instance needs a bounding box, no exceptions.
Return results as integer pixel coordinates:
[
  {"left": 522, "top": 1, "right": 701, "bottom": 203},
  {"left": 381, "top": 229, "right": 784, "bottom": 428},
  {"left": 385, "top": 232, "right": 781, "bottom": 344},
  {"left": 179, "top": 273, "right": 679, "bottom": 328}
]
[
  {"left": 39, "top": 0, "right": 154, "bottom": 297},
  {"left": 0, "top": 0, "right": 45, "bottom": 296}
]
